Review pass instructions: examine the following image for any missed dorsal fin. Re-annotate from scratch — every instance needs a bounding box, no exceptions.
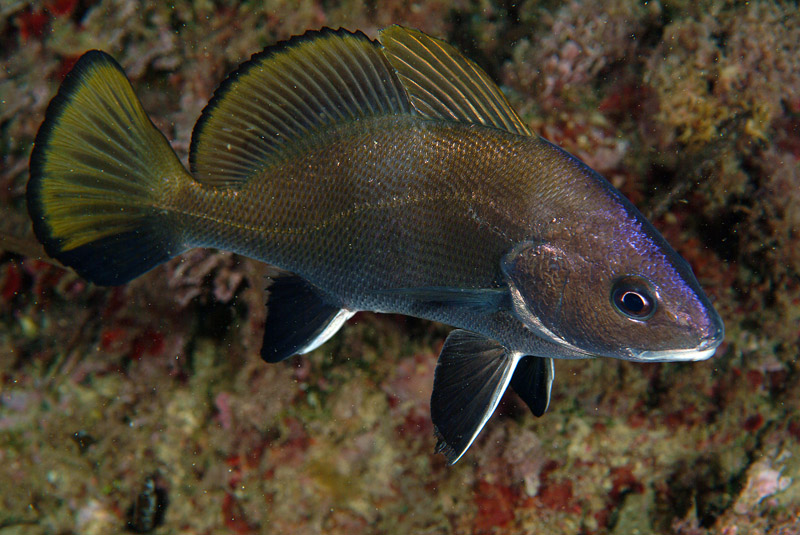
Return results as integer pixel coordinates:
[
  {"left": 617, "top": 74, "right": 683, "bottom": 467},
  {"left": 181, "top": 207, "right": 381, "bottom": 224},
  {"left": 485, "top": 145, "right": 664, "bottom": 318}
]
[
  {"left": 378, "top": 25, "right": 531, "bottom": 136},
  {"left": 189, "top": 28, "right": 412, "bottom": 187}
]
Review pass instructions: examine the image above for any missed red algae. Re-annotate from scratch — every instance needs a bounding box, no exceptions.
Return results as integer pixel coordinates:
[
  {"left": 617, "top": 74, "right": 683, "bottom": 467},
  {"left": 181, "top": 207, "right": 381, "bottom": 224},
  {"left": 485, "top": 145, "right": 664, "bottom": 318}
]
[{"left": 474, "top": 480, "right": 518, "bottom": 533}]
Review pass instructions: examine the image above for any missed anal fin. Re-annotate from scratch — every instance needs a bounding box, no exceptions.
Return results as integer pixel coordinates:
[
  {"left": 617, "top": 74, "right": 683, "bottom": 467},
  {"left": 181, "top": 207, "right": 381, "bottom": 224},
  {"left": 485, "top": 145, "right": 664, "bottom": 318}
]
[
  {"left": 261, "top": 273, "right": 353, "bottom": 363},
  {"left": 430, "top": 329, "right": 522, "bottom": 464},
  {"left": 511, "top": 356, "right": 554, "bottom": 417}
]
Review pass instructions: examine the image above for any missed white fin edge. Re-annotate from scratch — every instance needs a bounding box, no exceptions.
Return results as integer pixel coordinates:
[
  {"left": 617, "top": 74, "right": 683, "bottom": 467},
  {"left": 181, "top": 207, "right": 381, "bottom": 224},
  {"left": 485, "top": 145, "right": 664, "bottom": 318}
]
[
  {"left": 542, "top": 357, "right": 554, "bottom": 414},
  {"left": 450, "top": 351, "right": 523, "bottom": 464},
  {"left": 297, "top": 309, "right": 356, "bottom": 354}
]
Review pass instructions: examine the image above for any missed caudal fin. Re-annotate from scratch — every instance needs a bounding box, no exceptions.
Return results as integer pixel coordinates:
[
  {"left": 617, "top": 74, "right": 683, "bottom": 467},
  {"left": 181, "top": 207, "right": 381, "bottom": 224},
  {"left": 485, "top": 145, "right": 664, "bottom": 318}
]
[{"left": 27, "top": 51, "right": 191, "bottom": 285}]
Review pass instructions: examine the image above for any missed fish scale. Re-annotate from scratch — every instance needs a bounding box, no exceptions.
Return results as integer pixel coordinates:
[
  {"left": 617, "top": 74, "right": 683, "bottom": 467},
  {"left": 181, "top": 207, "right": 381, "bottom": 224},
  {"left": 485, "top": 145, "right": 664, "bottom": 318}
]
[{"left": 177, "top": 120, "right": 514, "bottom": 289}]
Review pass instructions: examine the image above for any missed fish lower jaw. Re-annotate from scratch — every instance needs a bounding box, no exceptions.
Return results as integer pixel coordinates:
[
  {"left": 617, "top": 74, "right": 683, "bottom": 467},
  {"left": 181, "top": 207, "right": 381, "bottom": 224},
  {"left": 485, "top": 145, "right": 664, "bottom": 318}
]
[{"left": 632, "top": 345, "right": 719, "bottom": 362}]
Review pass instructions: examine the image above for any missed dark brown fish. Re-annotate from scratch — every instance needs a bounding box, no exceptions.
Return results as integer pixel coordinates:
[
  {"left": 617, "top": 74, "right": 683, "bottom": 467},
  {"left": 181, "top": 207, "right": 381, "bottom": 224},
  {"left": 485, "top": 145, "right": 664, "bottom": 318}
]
[{"left": 27, "top": 26, "right": 723, "bottom": 462}]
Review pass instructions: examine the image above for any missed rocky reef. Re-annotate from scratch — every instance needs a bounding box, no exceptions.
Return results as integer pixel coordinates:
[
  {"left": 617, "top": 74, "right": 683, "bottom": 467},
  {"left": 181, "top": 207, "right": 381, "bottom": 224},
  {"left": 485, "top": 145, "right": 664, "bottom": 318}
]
[{"left": 1, "top": 1, "right": 799, "bottom": 533}]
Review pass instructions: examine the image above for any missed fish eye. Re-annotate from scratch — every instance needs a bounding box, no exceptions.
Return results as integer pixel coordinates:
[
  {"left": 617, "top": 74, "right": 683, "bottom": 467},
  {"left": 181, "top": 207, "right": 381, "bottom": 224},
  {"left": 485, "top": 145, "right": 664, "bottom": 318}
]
[{"left": 611, "top": 277, "right": 656, "bottom": 320}]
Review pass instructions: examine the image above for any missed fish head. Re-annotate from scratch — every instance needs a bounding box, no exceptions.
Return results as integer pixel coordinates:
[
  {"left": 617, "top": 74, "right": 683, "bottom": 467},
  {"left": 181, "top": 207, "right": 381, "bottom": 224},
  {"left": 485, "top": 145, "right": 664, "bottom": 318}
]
[{"left": 501, "top": 211, "right": 724, "bottom": 362}]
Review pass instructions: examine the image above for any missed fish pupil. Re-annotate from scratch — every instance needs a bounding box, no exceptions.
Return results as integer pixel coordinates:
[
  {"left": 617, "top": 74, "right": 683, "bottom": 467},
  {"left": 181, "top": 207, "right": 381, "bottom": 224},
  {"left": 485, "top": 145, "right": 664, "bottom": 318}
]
[
  {"left": 622, "top": 291, "right": 646, "bottom": 313},
  {"left": 611, "top": 277, "right": 655, "bottom": 320}
]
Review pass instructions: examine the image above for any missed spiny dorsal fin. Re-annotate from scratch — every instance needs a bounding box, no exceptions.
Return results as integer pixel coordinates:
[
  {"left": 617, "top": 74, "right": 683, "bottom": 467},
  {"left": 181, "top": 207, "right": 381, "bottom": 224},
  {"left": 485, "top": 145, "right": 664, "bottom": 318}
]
[
  {"left": 378, "top": 25, "right": 531, "bottom": 136},
  {"left": 190, "top": 28, "right": 411, "bottom": 187}
]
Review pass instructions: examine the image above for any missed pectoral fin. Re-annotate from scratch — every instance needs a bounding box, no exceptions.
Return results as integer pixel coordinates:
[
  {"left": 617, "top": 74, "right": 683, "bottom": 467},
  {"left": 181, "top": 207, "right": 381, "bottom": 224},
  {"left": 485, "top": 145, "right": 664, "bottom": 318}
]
[
  {"left": 261, "top": 273, "right": 354, "bottom": 363},
  {"left": 511, "top": 356, "right": 554, "bottom": 417},
  {"left": 430, "top": 329, "right": 522, "bottom": 464},
  {"left": 376, "top": 286, "right": 507, "bottom": 312}
]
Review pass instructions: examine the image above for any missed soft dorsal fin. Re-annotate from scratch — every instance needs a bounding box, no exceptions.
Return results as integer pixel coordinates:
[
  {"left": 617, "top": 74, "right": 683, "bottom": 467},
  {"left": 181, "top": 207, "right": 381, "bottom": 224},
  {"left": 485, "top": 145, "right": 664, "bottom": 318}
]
[
  {"left": 189, "top": 28, "right": 411, "bottom": 187},
  {"left": 378, "top": 25, "right": 531, "bottom": 136}
]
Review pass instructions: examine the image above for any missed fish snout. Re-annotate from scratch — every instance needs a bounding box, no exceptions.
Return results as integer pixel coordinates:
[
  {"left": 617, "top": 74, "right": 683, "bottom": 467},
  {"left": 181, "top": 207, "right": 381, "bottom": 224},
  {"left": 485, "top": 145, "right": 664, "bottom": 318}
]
[
  {"left": 698, "top": 309, "right": 725, "bottom": 353},
  {"left": 631, "top": 308, "right": 724, "bottom": 363}
]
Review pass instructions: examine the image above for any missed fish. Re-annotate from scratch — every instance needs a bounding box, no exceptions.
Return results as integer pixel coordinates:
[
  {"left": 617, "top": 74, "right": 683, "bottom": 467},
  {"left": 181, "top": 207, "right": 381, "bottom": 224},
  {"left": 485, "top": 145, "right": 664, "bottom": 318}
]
[{"left": 26, "top": 26, "right": 724, "bottom": 463}]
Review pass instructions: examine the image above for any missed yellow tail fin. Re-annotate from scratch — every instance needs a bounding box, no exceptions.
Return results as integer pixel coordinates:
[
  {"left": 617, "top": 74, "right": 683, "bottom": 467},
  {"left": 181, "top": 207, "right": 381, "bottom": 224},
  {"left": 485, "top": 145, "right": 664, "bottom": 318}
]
[{"left": 27, "top": 51, "right": 191, "bottom": 285}]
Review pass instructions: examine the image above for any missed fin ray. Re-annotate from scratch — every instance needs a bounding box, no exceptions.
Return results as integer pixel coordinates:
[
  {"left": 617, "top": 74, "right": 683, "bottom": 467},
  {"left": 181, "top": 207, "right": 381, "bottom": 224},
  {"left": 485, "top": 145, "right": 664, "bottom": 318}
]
[
  {"left": 190, "top": 28, "right": 411, "bottom": 187},
  {"left": 378, "top": 26, "right": 531, "bottom": 136},
  {"left": 431, "top": 330, "right": 521, "bottom": 464},
  {"left": 27, "top": 50, "right": 191, "bottom": 285},
  {"left": 377, "top": 286, "right": 507, "bottom": 312}
]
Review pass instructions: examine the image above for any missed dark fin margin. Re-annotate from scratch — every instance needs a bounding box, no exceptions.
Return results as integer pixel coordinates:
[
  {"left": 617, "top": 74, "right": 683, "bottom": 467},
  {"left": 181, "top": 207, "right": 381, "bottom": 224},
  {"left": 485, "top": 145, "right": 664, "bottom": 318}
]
[
  {"left": 27, "top": 50, "right": 190, "bottom": 285},
  {"left": 189, "top": 28, "right": 412, "bottom": 188}
]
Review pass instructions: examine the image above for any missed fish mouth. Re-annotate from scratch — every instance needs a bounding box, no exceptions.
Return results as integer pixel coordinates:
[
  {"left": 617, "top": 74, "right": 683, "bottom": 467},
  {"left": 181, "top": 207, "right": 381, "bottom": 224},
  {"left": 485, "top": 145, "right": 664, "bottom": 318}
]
[
  {"left": 632, "top": 323, "right": 725, "bottom": 362},
  {"left": 633, "top": 344, "right": 718, "bottom": 362},
  {"left": 629, "top": 307, "right": 725, "bottom": 362}
]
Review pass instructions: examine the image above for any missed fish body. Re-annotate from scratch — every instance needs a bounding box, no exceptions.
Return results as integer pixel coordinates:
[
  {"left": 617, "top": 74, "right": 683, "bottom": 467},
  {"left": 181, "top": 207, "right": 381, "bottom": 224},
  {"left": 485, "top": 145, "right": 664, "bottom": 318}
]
[{"left": 27, "top": 27, "right": 724, "bottom": 463}]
